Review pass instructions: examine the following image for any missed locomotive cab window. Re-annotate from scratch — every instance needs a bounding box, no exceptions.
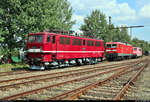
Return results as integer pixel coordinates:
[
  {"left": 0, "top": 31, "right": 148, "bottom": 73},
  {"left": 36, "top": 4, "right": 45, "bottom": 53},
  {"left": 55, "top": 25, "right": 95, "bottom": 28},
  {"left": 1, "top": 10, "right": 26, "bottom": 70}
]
[
  {"left": 47, "top": 35, "right": 51, "bottom": 42},
  {"left": 53, "top": 36, "right": 55, "bottom": 44},
  {"left": 106, "top": 44, "right": 111, "bottom": 48},
  {"left": 134, "top": 48, "right": 137, "bottom": 51},
  {"left": 112, "top": 44, "right": 117, "bottom": 48},
  {"left": 35, "top": 35, "right": 43, "bottom": 43},
  {"left": 28, "top": 35, "right": 34, "bottom": 43}
]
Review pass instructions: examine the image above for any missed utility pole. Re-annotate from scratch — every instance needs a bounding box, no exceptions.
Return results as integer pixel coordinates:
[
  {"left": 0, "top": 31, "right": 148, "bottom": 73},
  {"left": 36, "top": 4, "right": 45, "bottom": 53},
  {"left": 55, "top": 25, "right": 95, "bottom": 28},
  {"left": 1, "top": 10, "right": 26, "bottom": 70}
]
[
  {"left": 109, "top": 16, "right": 112, "bottom": 41},
  {"left": 109, "top": 16, "right": 111, "bottom": 25}
]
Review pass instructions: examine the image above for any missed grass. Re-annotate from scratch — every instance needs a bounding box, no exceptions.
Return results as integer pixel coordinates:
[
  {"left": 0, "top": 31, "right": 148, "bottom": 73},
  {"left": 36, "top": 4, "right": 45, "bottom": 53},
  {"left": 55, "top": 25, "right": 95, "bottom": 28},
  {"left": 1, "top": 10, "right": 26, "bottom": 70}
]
[{"left": 0, "top": 63, "right": 29, "bottom": 72}]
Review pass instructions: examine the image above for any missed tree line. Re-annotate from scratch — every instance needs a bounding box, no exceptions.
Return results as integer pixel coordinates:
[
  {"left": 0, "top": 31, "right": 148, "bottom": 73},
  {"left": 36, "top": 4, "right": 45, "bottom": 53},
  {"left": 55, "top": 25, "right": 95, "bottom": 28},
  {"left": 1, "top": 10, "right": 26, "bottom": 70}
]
[{"left": 0, "top": 0, "right": 150, "bottom": 57}]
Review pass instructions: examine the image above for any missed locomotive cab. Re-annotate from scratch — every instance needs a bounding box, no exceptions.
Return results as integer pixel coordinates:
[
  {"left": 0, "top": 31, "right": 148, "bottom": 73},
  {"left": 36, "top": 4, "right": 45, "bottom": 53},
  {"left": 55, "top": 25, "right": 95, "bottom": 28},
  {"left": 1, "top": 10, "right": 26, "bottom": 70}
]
[
  {"left": 27, "top": 32, "right": 56, "bottom": 70},
  {"left": 106, "top": 43, "right": 118, "bottom": 60},
  {"left": 133, "top": 47, "right": 142, "bottom": 58}
]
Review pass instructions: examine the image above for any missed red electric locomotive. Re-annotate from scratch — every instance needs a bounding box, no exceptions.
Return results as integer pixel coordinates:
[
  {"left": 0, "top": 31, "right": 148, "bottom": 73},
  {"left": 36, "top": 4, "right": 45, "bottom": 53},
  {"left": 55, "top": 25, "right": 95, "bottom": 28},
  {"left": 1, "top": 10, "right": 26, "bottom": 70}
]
[
  {"left": 105, "top": 42, "right": 133, "bottom": 61},
  {"left": 26, "top": 32, "right": 105, "bottom": 70}
]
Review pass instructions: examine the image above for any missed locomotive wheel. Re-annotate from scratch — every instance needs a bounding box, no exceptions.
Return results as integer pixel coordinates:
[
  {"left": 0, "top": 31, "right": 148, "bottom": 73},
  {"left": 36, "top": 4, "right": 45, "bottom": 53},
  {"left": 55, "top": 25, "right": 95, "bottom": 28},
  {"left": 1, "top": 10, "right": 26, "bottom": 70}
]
[{"left": 76, "top": 59, "right": 83, "bottom": 66}]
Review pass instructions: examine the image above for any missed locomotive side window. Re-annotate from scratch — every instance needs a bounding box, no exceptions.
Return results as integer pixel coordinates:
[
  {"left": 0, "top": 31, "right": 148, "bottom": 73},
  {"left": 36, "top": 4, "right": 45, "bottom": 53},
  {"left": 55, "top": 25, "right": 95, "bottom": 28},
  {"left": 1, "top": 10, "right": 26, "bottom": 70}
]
[
  {"left": 28, "top": 35, "right": 34, "bottom": 43},
  {"left": 91, "top": 41, "right": 93, "bottom": 46},
  {"left": 60, "top": 37, "right": 64, "bottom": 44},
  {"left": 47, "top": 35, "right": 51, "bottom": 42},
  {"left": 87, "top": 40, "right": 90, "bottom": 46},
  {"left": 83, "top": 40, "right": 85, "bottom": 46},
  {"left": 73, "top": 38, "right": 75, "bottom": 45},
  {"left": 78, "top": 39, "right": 81, "bottom": 45},
  {"left": 73, "top": 38, "right": 78, "bottom": 45},
  {"left": 53, "top": 36, "right": 55, "bottom": 44},
  {"left": 66, "top": 38, "right": 70, "bottom": 45},
  {"left": 95, "top": 41, "right": 101, "bottom": 47},
  {"left": 95, "top": 41, "right": 98, "bottom": 46},
  {"left": 99, "top": 42, "right": 101, "bottom": 46},
  {"left": 35, "top": 35, "right": 43, "bottom": 43}
]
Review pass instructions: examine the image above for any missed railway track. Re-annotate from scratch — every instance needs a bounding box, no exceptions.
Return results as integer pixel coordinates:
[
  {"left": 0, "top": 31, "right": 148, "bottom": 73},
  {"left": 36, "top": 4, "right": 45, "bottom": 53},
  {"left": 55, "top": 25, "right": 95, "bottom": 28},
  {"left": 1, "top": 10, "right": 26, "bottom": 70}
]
[
  {"left": 0, "top": 59, "right": 145, "bottom": 100},
  {"left": 0, "top": 58, "right": 142, "bottom": 77},
  {"left": 46, "top": 61, "right": 148, "bottom": 100},
  {"left": 0, "top": 60, "right": 138, "bottom": 84},
  {"left": 122, "top": 59, "right": 150, "bottom": 100}
]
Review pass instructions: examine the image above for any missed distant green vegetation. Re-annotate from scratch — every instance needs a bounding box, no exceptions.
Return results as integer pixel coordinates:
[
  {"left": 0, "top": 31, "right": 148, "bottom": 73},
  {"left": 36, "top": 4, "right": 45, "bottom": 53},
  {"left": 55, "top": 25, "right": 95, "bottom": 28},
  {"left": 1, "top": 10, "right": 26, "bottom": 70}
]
[{"left": 0, "top": 63, "right": 29, "bottom": 72}]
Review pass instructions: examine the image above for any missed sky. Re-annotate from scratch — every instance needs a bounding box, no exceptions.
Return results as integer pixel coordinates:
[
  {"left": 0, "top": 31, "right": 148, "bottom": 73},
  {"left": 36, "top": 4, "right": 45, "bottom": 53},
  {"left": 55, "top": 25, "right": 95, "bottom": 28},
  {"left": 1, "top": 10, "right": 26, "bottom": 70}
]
[{"left": 68, "top": 0, "right": 150, "bottom": 42}]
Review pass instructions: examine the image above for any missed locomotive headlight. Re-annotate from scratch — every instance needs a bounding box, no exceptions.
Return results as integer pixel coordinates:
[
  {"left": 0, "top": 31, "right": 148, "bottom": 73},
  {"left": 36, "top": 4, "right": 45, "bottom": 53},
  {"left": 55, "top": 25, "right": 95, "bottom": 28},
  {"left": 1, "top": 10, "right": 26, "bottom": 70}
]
[{"left": 45, "top": 62, "right": 49, "bottom": 65}]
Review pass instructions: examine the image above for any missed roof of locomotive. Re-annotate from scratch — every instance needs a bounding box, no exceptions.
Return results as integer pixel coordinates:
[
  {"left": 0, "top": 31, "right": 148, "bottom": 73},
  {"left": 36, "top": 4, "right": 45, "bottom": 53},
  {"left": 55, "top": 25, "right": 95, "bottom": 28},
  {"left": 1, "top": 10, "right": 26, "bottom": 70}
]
[
  {"left": 133, "top": 47, "right": 142, "bottom": 49},
  {"left": 28, "top": 32, "right": 104, "bottom": 42},
  {"left": 106, "top": 42, "right": 132, "bottom": 46}
]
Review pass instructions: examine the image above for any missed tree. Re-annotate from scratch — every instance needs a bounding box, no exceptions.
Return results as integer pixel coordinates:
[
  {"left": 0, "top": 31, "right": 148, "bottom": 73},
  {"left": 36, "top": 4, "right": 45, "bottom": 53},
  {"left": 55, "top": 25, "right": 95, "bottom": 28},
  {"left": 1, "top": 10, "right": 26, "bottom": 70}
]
[
  {"left": 80, "top": 9, "right": 108, "bottom": 40},
  {"left": 119, "top": 27, "right": 131, "bottom": 43},
  {"left": 109, "top": 26, "right": 121, "bottom": 42},
  {"left": 0, "top": 0, "right": 74, "bottom": 56}
]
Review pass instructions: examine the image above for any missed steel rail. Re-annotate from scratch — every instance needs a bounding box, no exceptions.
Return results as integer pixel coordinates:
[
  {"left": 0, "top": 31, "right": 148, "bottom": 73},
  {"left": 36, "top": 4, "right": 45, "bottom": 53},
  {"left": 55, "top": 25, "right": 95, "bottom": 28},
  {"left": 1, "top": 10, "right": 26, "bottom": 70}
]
[
  {"left": 0, "top": 61, "right": 137, "bottom": 84},
  {"left": 114, "top": 61, "right": 149, "bottom": 100},
  {"left": 0, "top": 61, "right": 140, "bottom": 100},
  {"left": 47, "top": 62, "right": 146, "bottom": 100}
]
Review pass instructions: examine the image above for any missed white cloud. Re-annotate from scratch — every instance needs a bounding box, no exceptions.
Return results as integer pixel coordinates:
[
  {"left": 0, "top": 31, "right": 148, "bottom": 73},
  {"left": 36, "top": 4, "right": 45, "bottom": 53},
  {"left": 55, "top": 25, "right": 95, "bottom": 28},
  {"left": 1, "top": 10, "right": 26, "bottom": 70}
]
[
  {"left": 139, "top": 3, "right": 150, "bottom": 18},
  {"left": 69, "top": 0, "right": 137, "bottom": 24}
]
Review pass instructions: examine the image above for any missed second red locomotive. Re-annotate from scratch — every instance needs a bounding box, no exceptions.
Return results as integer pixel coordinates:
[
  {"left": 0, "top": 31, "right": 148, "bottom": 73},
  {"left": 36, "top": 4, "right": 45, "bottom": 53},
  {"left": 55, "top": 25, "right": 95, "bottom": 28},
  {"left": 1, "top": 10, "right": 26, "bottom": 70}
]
[
  {"left": 26, "top": 32, "right": 105, "bottom": 70},
  {"left": 105, "top": 42, "right": 133, "bottom": 61}
]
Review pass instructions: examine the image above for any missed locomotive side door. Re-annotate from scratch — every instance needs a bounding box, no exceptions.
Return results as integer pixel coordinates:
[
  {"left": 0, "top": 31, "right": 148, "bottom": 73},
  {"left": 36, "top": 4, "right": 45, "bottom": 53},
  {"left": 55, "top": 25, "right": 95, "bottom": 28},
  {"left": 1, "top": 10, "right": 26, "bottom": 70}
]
[{"left": 51, "top": 35, "right": 57, "bottom": 60}]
